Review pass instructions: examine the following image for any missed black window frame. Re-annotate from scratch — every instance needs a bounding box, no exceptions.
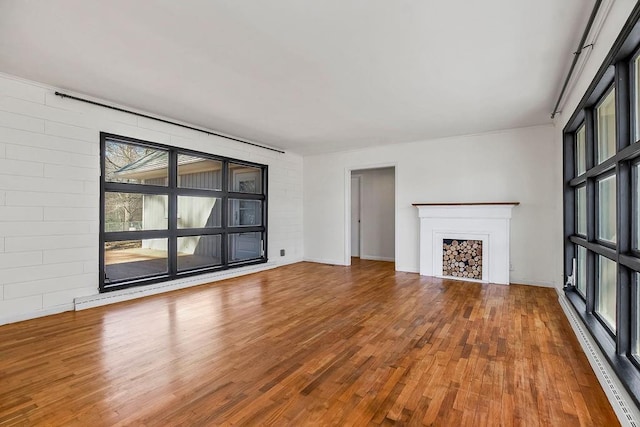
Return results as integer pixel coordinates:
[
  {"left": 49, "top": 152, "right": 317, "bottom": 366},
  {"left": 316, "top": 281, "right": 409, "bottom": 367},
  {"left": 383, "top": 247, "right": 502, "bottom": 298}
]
[
  {"left": 563, "top": 2, "right": 640, "bottom": 406},
  {"left": 99, "top": 132, "right": 268, "bottom": 293}
]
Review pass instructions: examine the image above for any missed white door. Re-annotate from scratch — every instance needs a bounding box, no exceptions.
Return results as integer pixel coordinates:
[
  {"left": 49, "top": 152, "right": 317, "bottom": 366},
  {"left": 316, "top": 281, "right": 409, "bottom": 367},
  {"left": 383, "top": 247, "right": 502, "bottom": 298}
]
[{"left": 351, "top": 176, "right": 361, "bottom": 257}]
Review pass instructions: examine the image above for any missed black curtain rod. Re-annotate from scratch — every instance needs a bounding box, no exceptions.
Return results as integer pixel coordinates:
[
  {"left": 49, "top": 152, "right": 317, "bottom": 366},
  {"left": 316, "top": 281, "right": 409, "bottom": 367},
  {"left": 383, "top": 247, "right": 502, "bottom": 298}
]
[
  {"left": 54, "top": 91, "right": 285, "bottom": 154},
  {"left": 551, "top": 0, "right": 603, "bottom": 119}
]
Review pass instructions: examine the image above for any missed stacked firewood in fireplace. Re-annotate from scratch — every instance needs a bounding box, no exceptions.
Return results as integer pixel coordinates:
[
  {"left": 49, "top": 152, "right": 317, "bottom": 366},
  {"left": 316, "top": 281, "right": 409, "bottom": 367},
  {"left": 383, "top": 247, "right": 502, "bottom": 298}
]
[{"left": 442, "top": 239, "right": 482, "bottom": 280}]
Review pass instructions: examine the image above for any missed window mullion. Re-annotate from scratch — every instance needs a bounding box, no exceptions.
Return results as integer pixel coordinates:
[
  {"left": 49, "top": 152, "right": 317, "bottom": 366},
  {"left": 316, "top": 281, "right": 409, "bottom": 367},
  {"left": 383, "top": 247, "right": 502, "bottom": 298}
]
[
  {"left": 586, "top": 108, "right": 597, "bottom": 311},
  {"left": 168, "top": 150, "right": 178, "bottom": 276},
  {"left": 618, "top": 158, "right": 632, "bottom": 354},
  {"left": 221, "top": 160, "right": 229, "bottom": 267},
  {"left": 616, "top": 58, "right": 632, "bottom": 354}
]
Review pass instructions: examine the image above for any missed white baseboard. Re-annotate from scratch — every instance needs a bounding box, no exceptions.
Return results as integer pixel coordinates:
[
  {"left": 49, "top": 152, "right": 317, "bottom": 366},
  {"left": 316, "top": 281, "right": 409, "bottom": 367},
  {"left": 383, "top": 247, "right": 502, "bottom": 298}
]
[
  {"left": 508, "top": 280, "right": 556, "bottom": 288},
  {"left": 557, "top": 291, "right": 640, "bottom": 426},
  {"left": 360, "top": 255, "right": 395, "bottom": 262},
  {"left": 75, "top": 260, "right": 297, "bottom": 311},
  {"left": 509, "top": 276, "right": 557, "bottom": 288},
  {"left": 395, "top": 264, "right": 419, "bottom": 273},
  {"left": 0, "top": 304, "right": 74, "bottom": 326},
  {"left": 303, "top": 257, "right": 348, "bottom": 266},
  {"left": 273, "top": 257, "right": 304, "bottom": 267}
]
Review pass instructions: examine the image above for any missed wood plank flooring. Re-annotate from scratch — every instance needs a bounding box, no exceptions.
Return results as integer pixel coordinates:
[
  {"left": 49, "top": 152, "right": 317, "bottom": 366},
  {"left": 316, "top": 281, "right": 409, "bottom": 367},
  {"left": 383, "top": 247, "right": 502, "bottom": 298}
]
[{"left": 0, "top": 259, "right": 618, "bottom": 426}]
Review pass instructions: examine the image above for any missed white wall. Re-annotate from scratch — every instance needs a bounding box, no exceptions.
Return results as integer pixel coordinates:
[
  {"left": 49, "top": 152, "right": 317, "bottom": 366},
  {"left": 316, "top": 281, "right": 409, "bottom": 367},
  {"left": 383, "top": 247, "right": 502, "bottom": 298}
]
[
  {"left": 304, "top": 124, "right": 561, "bottom": 287},
  {"left": 353, "top": 167, "right": 395, "bottom": 261},
  {"left": 0, "top": 73, "right": 303, "bottom": 325}
]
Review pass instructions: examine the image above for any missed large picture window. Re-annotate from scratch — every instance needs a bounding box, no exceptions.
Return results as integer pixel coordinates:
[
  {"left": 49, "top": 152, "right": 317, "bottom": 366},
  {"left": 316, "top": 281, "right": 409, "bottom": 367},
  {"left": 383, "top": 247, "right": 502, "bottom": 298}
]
[
  {"left": 100, "top": 133, "right": 268, "bottom": 292},
  {"left": 563, "top": 3, "right": 640, "bottom": 405}
]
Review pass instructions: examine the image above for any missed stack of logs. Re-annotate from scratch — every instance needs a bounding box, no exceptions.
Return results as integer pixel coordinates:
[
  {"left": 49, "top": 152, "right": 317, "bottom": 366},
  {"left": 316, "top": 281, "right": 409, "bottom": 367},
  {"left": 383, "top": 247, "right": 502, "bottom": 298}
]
[{"left": 442, "top": 239, "right": 482, "bottom": 280}]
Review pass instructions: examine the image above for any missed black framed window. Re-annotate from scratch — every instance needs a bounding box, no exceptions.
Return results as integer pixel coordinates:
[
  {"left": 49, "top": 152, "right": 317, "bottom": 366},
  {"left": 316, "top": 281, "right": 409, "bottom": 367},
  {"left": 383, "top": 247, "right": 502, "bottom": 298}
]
[
  {"left": 99, "top": 133, "right": 268, "bottom": 292},
  {"left": 563, "top": 2, "right": 640, "bottom": 404}
]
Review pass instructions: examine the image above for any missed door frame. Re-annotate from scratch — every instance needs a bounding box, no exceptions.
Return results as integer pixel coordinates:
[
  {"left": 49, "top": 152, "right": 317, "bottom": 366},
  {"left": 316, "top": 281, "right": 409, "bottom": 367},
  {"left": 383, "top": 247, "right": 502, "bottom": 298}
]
[
  {"left": 344, "top": 163, "right": 397, "bottom": 267},
  {"left": 350, "top": 174, "right": 363, "bottom": 258}
]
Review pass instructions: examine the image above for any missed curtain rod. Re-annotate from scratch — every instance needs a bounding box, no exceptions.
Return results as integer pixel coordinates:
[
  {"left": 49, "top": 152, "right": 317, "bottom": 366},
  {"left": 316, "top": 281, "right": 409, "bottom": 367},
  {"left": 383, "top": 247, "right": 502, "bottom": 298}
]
[
  {"left": 550, "top": 0, "right": 603, "bottom": 119},
  {"left": 54, "top": 91, "right": 285, "bottom": 154}
]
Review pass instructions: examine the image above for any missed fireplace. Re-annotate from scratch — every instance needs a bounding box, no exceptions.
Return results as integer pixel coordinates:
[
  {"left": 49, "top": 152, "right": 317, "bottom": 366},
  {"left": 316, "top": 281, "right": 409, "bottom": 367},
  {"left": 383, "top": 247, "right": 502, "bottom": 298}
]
[{"left": 413, "top": 202, "right": 518, "bottom": 285}]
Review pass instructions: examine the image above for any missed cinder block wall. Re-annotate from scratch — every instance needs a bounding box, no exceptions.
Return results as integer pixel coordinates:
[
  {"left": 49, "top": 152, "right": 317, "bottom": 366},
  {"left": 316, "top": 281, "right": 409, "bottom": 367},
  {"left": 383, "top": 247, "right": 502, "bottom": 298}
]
[{"left": 0, "top": 73, "right": 303, "bottom": 324}]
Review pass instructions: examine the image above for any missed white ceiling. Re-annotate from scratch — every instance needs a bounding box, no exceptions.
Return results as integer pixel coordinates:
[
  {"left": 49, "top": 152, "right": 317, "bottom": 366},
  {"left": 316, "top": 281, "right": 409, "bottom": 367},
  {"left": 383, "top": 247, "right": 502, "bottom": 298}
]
[{"left": 0, "top": 1, "right": 591, "bottom": 155}]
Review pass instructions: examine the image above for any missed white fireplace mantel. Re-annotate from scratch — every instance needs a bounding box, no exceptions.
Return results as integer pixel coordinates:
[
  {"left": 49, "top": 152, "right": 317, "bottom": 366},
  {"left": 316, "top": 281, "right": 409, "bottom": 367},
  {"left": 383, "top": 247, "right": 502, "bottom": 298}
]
[{"left": 413, "top": 202, "right": 519, "bottom": 285}]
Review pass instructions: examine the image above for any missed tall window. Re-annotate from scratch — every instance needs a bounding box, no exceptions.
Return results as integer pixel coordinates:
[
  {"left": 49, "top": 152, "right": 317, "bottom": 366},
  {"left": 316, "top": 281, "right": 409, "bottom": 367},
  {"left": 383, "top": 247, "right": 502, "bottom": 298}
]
[
  {"left": 564, "top": 4, "right": 640, "bottom": 405},
  {"left": 100, "top": 133, "right": 267, "bottom": 292}
]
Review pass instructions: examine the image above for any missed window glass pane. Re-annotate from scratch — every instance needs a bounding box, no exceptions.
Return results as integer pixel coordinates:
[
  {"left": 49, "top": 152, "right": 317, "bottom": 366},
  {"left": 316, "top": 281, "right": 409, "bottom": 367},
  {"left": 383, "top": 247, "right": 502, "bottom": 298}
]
[
  {"left": 177, "top": 196, "right": 221, "bottom": 229},
  {"left": 105, "top": 140, "right": 168, "bottom": 185},
  {"left": 229, "top": 232, "right": 262, "bottom": 262},
  {"left": 576, "top": 186, "right": 586, "bottom": 236},
  {"left": 598, "top": 175, "right": 616, "bottom": 243},
  {"left": 178, "top": 235, "right": 222, "bottom": 271},
  {"left": 635, "top": 56, "right": 640, "bottom": 142},
  {"left": 576, "top": 125, "right": 586, "bottom": 175},
  {"left": 177, "top": 155, "right": 222, "bottom": 190},
  {"left": 229, "top": 163, "right": 262, "bottom": 194},
  {"left": 635, "top": 164, "right": 640, "bottom": 250},
  {"left": 105, "top": 239, "right": 168, "bottom": 282},
  {"left": 576, "top": 246, "right": 587, "bottom": 297},
  {"left": 104, "top": 193, "right": 168, "bottom": 231},
  {"left": 597, "top": 88, "right": 616, "bottom": 164},
  {"left": 634, "top": 273, "right": 640, "bottom": 357},
  {"left": 229, "top": 199, "right": 262, "bottom": 227},
  {"left": 596, "top": 255, "right": 617, "bottom": 332}
]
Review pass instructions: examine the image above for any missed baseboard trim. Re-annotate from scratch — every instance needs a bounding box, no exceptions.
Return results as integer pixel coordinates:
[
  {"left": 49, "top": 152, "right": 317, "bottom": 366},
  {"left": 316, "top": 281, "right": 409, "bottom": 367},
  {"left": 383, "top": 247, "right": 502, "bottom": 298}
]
[
  {"left": 557, "top": 291, "right": 640, "bottom": 426},
  {"left": 395, "top": 265, "right": 419, "bottom": 273},
  {"left": 0, "top": 304, "right": 74, "bottom": 326},
  {"left": 75, "top": 260, "right": 301, "bottom": 311},
  {"left": 360, "top": 255, "right": 395, "bottom": 262},
  {"left": 508, "top": 280, "right": 556, "bottom": 288},
  {"left": 302, "top": 257, "right": 347, "bottom": 266}
]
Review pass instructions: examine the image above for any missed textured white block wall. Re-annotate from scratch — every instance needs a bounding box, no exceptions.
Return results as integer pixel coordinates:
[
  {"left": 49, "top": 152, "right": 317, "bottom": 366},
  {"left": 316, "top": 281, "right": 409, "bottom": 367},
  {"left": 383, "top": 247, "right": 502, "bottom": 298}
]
[{"left": 0, "top": 73, "right": 303, "bottom": 325}]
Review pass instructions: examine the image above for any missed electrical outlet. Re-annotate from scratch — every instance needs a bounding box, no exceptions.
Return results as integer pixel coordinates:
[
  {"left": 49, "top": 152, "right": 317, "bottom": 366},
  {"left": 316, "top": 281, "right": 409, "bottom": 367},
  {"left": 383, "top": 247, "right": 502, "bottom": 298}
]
[
  {"left": 280, "top": 249, "right": 285, "bottom": 256},
  {"left": 509, "top": 263, "right": 514, "bottom": 271}
]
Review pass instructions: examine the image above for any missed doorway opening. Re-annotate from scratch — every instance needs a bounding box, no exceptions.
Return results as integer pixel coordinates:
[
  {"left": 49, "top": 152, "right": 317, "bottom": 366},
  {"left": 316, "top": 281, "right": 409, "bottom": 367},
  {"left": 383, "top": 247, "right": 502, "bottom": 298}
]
[{"left": 349, "top": 167, "right": 395, "bottom": 265}]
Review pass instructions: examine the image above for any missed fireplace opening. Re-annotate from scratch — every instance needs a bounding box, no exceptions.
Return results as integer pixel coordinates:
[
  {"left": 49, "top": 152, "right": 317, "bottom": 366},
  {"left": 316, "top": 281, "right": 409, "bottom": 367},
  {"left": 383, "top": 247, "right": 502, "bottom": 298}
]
[{"left": 442, "top": 239, "right": 483, "bottom": 280}]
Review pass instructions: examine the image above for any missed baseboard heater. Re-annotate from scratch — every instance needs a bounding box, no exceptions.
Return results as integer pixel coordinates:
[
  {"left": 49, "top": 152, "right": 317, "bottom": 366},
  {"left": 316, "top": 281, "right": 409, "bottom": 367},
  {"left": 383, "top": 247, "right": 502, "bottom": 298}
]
[{"left": 558, "top": 291, "right": 640, "bottom": 426}]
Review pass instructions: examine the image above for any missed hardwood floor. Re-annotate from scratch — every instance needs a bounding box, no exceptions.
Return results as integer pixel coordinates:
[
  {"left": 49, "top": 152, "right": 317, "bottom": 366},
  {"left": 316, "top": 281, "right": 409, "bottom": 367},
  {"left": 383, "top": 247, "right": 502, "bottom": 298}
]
[{"left": 0, "top": 259, "right": 618, "bottom": 426}]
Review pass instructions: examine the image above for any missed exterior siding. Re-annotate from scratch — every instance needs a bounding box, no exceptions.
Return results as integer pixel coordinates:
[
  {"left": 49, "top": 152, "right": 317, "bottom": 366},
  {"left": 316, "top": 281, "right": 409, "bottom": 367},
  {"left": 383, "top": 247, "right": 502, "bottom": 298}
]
[{"left": 179, "top": 171, "right": 221, "bottom": 190}]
